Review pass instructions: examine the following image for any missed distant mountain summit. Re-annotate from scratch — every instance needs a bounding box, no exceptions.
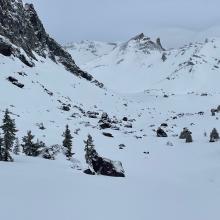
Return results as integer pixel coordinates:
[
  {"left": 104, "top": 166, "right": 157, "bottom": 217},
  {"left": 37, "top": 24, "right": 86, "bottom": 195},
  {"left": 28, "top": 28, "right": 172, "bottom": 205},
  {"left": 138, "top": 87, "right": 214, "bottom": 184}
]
[
  {"left": 67, "top": 34, "right": 220, "bottom": 93},
  {"left": 0, "top": 0, "right": 100, "bottom": 84},
  {"left": 120, "top": 33, "right": 165, "bottom": 53}
]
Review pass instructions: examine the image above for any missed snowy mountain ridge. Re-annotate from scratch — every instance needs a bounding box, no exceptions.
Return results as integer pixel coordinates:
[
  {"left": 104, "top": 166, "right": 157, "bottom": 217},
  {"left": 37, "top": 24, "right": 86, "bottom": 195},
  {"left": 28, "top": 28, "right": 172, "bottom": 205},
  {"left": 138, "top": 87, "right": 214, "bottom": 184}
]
[
  {"left": 67, "top": 35, "right": 220, "bottom": 93},
  {"left": 0, "top": 0, "right": 103, "bottom": 86},
  {"left": 1, "top": 1, "right": 220, "bottom": 220}
]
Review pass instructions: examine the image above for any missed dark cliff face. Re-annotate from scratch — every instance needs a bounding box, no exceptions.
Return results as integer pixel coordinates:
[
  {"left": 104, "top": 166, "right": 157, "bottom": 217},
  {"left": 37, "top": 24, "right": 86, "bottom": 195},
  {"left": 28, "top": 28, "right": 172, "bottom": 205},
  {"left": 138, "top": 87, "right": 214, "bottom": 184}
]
[{"left": 0, "top": 0, "right": 100, "bottom": 84}]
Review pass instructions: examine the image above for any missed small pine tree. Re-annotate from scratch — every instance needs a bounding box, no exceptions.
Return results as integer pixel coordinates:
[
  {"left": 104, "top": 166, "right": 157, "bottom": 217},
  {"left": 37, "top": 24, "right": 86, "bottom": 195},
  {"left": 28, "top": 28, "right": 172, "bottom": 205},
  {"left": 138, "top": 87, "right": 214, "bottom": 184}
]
[
  {"left": 0, "top": 109, "right": 17, "bottom": 161},
  {"left": 210, "top": 128, "right": 220, "bottom": 142},
  {"left": 13, "top": 138, "right": 20, "bottom": 155},
  {"left": 62, "top": 125, "right": 73, "bottom": 159},
  {"left": 22, "top": 131, "right": 35, "bottom": 156},
  {"left": 84, "top": 134, "right": 98, "bottom": 169}
]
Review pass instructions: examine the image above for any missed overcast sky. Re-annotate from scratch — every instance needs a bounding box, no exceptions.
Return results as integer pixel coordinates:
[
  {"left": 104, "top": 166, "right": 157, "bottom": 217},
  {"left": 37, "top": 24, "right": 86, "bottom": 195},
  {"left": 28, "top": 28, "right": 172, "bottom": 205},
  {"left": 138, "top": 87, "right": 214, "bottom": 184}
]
[{"left": 25, "top": 0, "right": 220, "bottom": 48}]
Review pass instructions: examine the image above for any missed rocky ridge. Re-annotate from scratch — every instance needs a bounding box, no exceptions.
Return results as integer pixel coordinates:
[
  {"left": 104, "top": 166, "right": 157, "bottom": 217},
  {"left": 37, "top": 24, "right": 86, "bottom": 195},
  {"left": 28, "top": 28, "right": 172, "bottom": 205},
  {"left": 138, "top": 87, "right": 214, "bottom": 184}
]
[{"left": 0, "top": 0, "right": 102, "bottom": 86}]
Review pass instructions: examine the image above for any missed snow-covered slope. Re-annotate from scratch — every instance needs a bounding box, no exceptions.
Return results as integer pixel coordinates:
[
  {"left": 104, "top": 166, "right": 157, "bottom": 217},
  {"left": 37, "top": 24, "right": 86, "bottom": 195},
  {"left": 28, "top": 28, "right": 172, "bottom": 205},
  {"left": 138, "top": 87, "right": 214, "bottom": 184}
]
[
  {"left": 2, "top": 37, "right": 220, "bottom": 220},
  {"left": 2, "top": 48, "right": 220, "bottom": 220},
  {"left": 76, "top": 35, "right": 220, "bottom": 93},
  {"left": 65, "top": 40, "right": 118, "bottom": 65},
  {"left": 1, "top": 1, "right": 220, "bottom": 220}
]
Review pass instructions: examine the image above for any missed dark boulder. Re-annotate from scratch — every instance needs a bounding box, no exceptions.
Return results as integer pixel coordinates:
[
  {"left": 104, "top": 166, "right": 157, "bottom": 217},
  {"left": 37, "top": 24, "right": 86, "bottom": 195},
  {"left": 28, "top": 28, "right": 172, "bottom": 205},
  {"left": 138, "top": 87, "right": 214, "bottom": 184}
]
[
  {"left": 102, "top": 132, "right": 114, "bottom": 138},
  {"left": 179, "top": 128, "right": 191, "bottom": 139},
  {"left": 61, "top": 105, "right": 70, "bottom": 111},
  {"left": 13, "top": 81, "right": 24, "bottom": 88},
  {"left": 143, "top": 151, "right": 150, "bottom": 155},
  {"left": 7, "top": 76, "right": 24, "bottom": 88},
  {"left": 157, "top": 127, "right": 168, "bottom": 137},
  {"left": 122, "top": 117, "right": 128, "bottom": 121},
  {"left": 198, "top": 111, "right": 204, "bottom": 115},
  {"left": 7, "top": 76, "right": 18, "bottom": 83},
  {"left": 124, "top": 122, "right": 132, "bottom": 128},
  {"left": 91, "top": 156, "right": 125, "bottom": 177},
  {"left": 185, "top": 132, "right": 193, "bottom": 143},
  {"left": 161, "top": 123, "right": 168, "bottom": 127},
  {"left": 99, "top": 122, "right": 111, "bottom": 129},
  {"left": 83, "top": 169, "right": 95, "bottom": 175},
  {"left": 211, "top": 108, "right": 217, "bottom": 116},
  {"left": 0, "top": 40, "right": 12, "bottom": 56}
]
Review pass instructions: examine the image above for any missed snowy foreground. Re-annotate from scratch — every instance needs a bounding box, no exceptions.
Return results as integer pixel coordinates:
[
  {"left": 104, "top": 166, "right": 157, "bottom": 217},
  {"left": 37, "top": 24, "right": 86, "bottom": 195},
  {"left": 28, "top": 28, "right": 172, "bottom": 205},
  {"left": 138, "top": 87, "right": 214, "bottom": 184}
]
[
  {"left": 1, "top": 138, "right": 220, "bottom": 220},
  {"left": 1, "top": 37, "right": 220, "bottom": 220}
]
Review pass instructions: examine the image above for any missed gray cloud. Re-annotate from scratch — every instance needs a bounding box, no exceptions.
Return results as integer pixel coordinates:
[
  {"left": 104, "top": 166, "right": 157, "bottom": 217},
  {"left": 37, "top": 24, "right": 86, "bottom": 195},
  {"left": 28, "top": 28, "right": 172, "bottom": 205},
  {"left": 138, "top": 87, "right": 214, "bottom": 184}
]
[{"left": 25, "top": 0, "right": 220, "bottom": 47}]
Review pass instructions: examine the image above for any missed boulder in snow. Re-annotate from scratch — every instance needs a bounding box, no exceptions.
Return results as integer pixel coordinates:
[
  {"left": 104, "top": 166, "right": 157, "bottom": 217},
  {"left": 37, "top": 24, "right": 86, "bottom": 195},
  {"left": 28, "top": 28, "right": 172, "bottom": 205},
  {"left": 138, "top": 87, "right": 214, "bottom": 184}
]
[
  {"left": 91, "top": 156, "right": 125, "bottom": 177},
  {"left": 157, "top": 127, "right": 168, "bottom": 137}
]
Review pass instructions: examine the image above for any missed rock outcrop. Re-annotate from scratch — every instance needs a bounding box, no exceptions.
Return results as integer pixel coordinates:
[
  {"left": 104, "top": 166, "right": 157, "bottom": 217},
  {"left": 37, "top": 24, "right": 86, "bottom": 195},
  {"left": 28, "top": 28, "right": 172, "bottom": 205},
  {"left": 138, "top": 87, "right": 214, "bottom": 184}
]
[
  {"left": 120, "top": 33, "right": 165, "bottom": 54},
  {"left": 0, "top": 0, "right": 101, "bottom": 85},
  {"left": 157, "top": 127, "right": 168, "bottom": 137},
  {"left": 85, "top": 156, "right": 125, "bottom": 177}
]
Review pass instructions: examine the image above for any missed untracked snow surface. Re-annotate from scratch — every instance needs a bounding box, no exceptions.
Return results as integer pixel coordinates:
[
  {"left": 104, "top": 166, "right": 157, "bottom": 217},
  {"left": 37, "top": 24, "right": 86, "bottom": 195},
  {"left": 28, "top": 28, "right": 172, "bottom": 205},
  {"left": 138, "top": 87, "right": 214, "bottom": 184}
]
[{"left": 1, "top": 36, "right": 220, "bottom": 220}]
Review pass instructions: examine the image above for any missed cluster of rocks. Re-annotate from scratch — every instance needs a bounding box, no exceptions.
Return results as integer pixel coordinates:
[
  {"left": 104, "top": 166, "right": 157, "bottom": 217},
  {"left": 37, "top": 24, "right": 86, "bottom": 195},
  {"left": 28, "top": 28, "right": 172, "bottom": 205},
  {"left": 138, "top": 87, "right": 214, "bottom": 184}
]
[
  {"left": 61, "top": 104, "right": 71, "bottom": 112},
  {"left": 98, "top": 112, "right": 133, "bottom": 131},
  {"left": 41, "top": 144, "right": 61, "bottom": 160},
  {"left": 99, "top": 113, "right": 112, "bottom": 129}
]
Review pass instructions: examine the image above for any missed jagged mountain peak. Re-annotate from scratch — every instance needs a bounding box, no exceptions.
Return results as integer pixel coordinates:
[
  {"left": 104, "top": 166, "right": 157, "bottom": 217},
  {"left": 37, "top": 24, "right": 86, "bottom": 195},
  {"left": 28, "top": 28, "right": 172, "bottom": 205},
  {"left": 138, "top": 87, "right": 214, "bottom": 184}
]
[
  {"left": 120, "top": 33, "right": 165, "bottom": 54},
  {"left": 78, "top": 37, "right": 220, "bottom": 93},
  {"left": 0, "top": 0, "right": 102, "bottom": 85},
  {"left": 129, "top": 33, "right": 146, "bottom": 41}
]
